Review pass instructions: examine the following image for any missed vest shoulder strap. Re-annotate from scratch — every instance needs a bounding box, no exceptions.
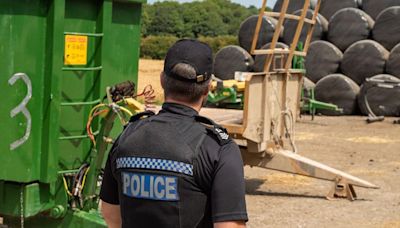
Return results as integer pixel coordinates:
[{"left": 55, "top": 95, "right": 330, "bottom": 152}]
[{"left": 194, "top": 115, "right": 230, "bottom": 145}]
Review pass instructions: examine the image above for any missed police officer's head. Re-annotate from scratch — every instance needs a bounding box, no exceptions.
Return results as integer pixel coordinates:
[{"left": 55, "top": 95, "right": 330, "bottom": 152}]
[{"left": 161, "top": 39, "right": 213, "bottom": 106}]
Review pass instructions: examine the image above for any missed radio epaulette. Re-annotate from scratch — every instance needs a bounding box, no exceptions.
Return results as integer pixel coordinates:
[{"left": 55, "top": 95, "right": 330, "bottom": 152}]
[{"left": 195, "top": 115, "right": 230, "bottom": 145}]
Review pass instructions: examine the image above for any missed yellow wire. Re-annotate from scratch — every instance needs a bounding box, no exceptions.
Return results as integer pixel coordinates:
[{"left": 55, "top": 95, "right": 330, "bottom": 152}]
[
  {"left": 87, "top": 104, "right": 108, "bottom": 146},
  {"left": 88, "top": 103, "right": 107, "bottom": 120},
  {"left": 87, "top": 102, "right": 133, "bottom": 145},
  {"left": 119, "top": 106, "right": 133, "bottom": 117},
  {"left": 81, "top": 167, "right": 91, "bottom": 190},
  {"left": 62, "top": 176, "right": 73, "bottom": 197}
]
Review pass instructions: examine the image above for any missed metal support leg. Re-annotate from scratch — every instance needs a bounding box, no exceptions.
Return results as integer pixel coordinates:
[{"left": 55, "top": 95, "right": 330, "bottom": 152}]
[{"left": 326, "top": 178, "right": 357, "bottom": 201}]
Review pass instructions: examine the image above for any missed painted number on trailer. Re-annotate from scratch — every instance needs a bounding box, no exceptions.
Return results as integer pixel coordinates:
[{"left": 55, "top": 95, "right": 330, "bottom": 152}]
[{"left": 8, "top": 73, "right": 32, "bottom": 150}]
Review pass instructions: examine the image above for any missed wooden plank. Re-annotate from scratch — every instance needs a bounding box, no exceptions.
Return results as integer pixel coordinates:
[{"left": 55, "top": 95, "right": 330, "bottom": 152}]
[
  {"left": 253, "top": 49, "right": 307, "bottom": 57},
  {"left": 241, "top": 149, "right": 379, "bottom": 189},
  {"left": 224, "top": 124, "right": 245, "bottom": 135},
  {"left": 294, "top": 73, "right": 304, "bottom": 120},
  {"left": 285, "top": 0, "right": 311, "bottom": 71},
  {"left": 264, "top": 11, "right": 316, "bottom": 24},
  {"left": 242, "top": 73, "right": 267, "bottom": 143},
  {"left": 279, "top": 73, "right": 288, "bottom": 138},
  {"left": 250, "top": 0, "right": 268, "bottom": 55},
  {"left": 303, "top": 0, "right": 321, "bottom": 53},
  {"left": 200, "top": 108, "right": 244, "bottom": 134},
  {"left": 200, "top": 108, "right": 242, "bottom": 122},
  {"left": 263, "top": 0, "right": 290, "bottom": 72}
]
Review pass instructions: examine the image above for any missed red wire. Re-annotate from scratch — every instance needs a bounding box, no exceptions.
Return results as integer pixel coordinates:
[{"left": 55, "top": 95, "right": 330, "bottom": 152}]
[
  {"left": 133, "top": 84, "right": 156, "bottom": 110},
  {"left": 86, "top": 109, "right": 108, "bottom": 145},
  {"left": 87, "top": 84, "right": 156, "bottom": 145}
]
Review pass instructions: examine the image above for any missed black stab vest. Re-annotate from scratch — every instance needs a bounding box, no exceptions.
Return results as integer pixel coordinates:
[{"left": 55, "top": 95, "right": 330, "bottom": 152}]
[{"left": 111, "top": 111, "right": 229, "bottom": 228}]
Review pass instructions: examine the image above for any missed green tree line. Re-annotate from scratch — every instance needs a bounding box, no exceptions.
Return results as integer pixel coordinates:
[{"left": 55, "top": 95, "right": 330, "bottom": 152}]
[{"left": 140, "top": 0, "right": 262, "bottom": 59}]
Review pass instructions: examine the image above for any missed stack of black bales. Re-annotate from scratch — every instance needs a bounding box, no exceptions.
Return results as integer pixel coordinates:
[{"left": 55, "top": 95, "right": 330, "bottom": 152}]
[
  {"left": 304, "top": 0, "right": 400, "bottom": 117},
  {"left": 212, "top": 0, "right": 400, "bottom": 117}
]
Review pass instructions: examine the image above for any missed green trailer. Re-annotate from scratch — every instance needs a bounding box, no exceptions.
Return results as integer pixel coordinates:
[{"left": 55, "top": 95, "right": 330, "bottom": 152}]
[{"left": 0, "top": 0, "right": 145, "bottom": 226}]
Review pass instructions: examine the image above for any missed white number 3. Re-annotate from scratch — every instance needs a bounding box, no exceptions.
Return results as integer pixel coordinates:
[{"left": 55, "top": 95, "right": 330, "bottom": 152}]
[{"left": 8, "top": 73, "right": 32, "bottom": 150}]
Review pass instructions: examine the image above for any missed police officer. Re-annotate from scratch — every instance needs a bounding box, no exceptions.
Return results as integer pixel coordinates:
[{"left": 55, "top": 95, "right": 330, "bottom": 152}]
[{"left": 100, "top": 39, "right": 248, "bottom": 228}]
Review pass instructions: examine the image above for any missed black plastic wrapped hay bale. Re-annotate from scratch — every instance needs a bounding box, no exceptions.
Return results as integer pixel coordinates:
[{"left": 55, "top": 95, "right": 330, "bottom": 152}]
[
  {"left": 302, "top": 77, "right": 316, "bottom": 100},
  {"left": 253, "top": 42, "right": 289, "bottom": 72},
  {"left": 305, "top": 40, "right": 343, "bottom": 83},
  {"left": 372, "top": 6, "right": 400, "bottom": 50},
  {"left": 273, "top": 0, "right": 306, "bottom": 13},
  {"left": 361, "top": 0, "right": 400, "bottom": 19},
  {"left": 386, "top": 43, "right": 400, "bottom": 78},
  {"left": 327, "top": 8, "right": 374, "bottom": 52},
  {"left": 315, "top": 74, "right": 360, "bottom": 115},
  {"left": 283, "top": 9, "right": 328, "bottom": 45},
  {"left": 358, "top": 74, "right": 400, "bottom": 116},
  {"left": 310, "top": 0, "right": 318, "bottom": 9},
  {"left": 341, "top": 40, "right": 389, "bottom": 85},
  {"left": 319, "top": 0, "right": 359, "bottom": 20},
  {"left": 303, "top": 76, "right": 316, "bottom": 90},
  {"left": 238, "top": 15, "right": 280, "bottom": 53},
  {"left": 213, "top": 45, "right": 254, "bottom": 80}
]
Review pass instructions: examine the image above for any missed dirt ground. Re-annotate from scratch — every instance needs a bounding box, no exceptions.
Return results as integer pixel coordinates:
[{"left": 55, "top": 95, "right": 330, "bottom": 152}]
[
  {"left": 138, "top": 59, "right": 165, "bottom": 102},
  {"left": 138, "top": 59, "right": 400, "bottom": 228}
]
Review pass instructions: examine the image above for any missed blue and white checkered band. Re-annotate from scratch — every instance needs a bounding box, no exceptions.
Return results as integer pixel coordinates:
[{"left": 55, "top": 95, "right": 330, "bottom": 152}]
[{"left": 116, "top": 157, "right": 193, "bottom": 176}]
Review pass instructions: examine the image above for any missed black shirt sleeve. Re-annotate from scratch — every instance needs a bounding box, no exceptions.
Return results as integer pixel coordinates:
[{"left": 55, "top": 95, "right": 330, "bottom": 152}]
[
  {"left": 100, "top": 148, "right": 120, "bottom": 205},
  {"left": 211, "top": 141, "right": 248, "bottom": 223}
]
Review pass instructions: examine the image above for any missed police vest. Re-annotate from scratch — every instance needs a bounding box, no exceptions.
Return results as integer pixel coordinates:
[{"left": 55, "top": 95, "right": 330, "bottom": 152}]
[{"left": 111, "top": 111, "right": 230, "bottom": 228}]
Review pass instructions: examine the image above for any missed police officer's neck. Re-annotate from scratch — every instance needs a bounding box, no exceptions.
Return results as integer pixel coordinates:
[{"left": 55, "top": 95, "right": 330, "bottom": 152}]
[{"left": 164, "top": 97, "right": 203, "bottom": 112}]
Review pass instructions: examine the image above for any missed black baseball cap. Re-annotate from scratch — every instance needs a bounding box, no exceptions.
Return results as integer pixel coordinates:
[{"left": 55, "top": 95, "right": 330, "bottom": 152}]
[{"left": 164, "top": 39, "right": 213, "bottom": 83}]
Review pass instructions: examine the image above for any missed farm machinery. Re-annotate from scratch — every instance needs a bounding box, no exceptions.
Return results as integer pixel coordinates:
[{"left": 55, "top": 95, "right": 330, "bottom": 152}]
[
  {"left": 203, "top": 0, "right": 378, "bottom": 200},
  {"left": 0, "top": 0, "right": 146, "bottom": 227},
  {"left": 207, "top": 42, "right": 343, "bottom": 118}
]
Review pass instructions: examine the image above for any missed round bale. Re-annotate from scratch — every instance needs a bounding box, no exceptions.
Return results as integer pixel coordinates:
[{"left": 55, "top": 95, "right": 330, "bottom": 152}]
[
  {"left": 213, "top": 45, "right": 254, "bottom": 80},
  {"left": 238, "top": 15, "right": 280, "bottom": 53},
  {"left": 253, "top": 42, "right": 289, "bottom": 72},
  {"left": 361, "top": 0, "right": 400, "bottom": 19},
  {"left": 283, "top": 9, "right": 328, "bottom": 45},
  {"left": 358, "top": 74, "right": 400, "bottom": 116},
  {"left": 305, "top": 40, "right": 343, "bottom": 83},
  {"left": 302, "top": 77, "right": 316, "bottom": 99},
  {"left": 315, "top": 74, "right": 360, "bottom": 115},
  {"left": 273, "top": 0, "right": 306, "bottom": 13},
  {"left": 319, "top": 0, "right": 359, "bottom": 20},
  {"left": 341, "top": 40, "right": 389, "bottom": 85},
  {"left": 386, "top": 43, "right": 400, "bottom": 78},
  {"left": 327, "top": 8, "right": 374, "bottom": 52},
  {"left": 372, "top": 6, "right": 400, "bottom": 50},
  {"left": 310, "top": 0, "right": 318, "bottom": 9}
]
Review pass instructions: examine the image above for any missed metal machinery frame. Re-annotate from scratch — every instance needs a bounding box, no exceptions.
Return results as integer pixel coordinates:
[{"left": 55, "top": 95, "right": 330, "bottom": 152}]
[
  {"left": 0, "top": 1, "right": 145, "bottom": 227},
  {"left": 202, "top": 0, "right": 378, "bottom": 200}
]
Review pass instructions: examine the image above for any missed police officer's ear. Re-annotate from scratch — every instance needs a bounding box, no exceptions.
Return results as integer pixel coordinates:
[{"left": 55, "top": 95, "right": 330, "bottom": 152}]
[{"left": 160, "top": 72, "right": 166, "bottom": 90}]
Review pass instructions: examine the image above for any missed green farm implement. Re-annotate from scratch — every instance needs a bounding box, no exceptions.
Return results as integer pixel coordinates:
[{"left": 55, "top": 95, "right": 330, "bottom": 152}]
[{"left": 0, "top": 0, "right": 145, "bottom": 226}]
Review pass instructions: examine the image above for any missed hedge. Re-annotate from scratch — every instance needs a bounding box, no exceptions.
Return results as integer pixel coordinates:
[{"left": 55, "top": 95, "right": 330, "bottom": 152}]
[{"left": 140, "top": 35, "right": 238, "bottom": 59}]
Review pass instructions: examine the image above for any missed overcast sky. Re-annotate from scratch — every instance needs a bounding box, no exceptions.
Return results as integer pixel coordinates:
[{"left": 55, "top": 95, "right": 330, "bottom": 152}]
[{"left": 147, "top": 0, "right": 278, "bottom": 8}]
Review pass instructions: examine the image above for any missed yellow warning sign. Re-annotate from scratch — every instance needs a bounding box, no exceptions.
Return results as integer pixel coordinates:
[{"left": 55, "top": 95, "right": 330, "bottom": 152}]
[{"left": 64, "top": 35, "right": 88, "bottom": 65}]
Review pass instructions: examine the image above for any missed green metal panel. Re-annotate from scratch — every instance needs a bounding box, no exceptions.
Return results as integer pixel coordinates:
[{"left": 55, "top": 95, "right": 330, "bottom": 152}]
[
  {"left": 0, "top": 0, "right": 144, "bottom": 221},
  {"left": 58, "top": 0, "right": 104, "bottom": 170},
  {"left": 58, "top": 0, "right": 143, "bottom": 170},
  {"left": 4, "top": 209, "right": 106, "bottom": 228},
  {"left": 0, "top": 0, "right": 48, "bottom": 183},
  {"left": 103, "top": 0, "right": 143, "bottom": 138}
]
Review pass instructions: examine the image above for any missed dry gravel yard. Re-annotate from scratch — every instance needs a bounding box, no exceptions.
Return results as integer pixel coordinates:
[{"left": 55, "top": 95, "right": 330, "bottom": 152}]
[
  {"left": 244, "top": 117, "right": 400, "bottom": 228},
  {"left": 138, "top": 59, "right": 400, "bottom": 228}
]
